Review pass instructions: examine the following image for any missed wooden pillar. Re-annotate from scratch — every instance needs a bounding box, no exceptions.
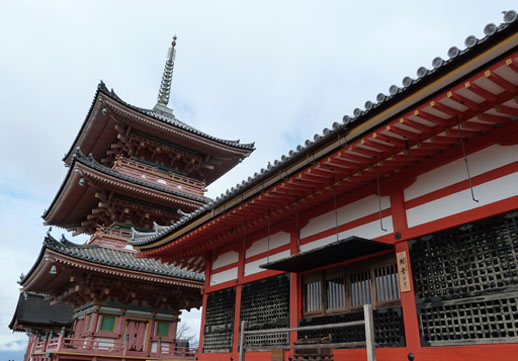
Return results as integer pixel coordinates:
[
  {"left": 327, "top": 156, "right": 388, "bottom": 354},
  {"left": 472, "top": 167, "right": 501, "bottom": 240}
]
[
  {"left": 115, "top": 308, "right": 126, "bottom": 337},
  {"left": 232, "top": 285, "right": 243, "bottom": 357},
  {"left": 171, "top": 315, "right": 179, "bottom": 340},
  {"left": 42, "top": 332, "right": 49, "bottom": 353},
  {"left": 197, "top": 252, "right": 212, "bottom": 354},
  {"left": 289, "top": 229, "right": 300, "bottom": 346},
  {"left": 232, "top": 235, "right": 247, "bottom": 356},
  {"left": 56, "top": 327, "right": 66, "bottom": 352},
  {"left": 86, "top": 305, "right": 100, "bottom": 349},
  {"left": 147, "top": 313, "right": 156, "bottom": 356},
  {"left": 25, "top": 333, "right": 35, "bottom": 361},
  {"left": 390, "top": 190, "right": 421, "bottom": 352}
]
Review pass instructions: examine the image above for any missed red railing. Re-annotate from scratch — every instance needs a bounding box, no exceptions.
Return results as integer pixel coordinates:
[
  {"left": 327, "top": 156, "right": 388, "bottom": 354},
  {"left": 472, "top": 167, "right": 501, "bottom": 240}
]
[
  {"left": 113, "top": 156, "right": 206, "bottom": 196},
  {"left": 31, "top": 337, "right": 197, "bottom": 360}
]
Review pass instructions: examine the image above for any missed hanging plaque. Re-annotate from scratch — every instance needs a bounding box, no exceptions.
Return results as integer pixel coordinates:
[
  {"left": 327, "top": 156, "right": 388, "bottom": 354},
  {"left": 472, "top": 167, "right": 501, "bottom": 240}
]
[{"left": 396, "top": 251, "right": 411, "bottom": 292}]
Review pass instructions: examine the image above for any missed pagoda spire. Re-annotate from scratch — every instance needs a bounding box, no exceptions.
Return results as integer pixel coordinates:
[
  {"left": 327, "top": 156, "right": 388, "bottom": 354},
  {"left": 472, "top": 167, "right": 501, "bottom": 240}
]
[{"left": 154, "top": 35, "right": 177, "bottom": 114}]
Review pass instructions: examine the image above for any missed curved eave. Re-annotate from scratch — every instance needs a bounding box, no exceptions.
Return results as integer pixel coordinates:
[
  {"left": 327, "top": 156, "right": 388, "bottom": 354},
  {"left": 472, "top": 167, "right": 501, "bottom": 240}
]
[
  {"left": 133, "top": 30, "right": 518, "bottom": 255},
  {"left": 22, "top": 248, "right": 203, "bottom": 294},
  {"left": 63, "top": 84, "right": 254, "bottom": 169},
  {"left": 44, "top": 154, "right": 208, "bottom": 229},
  {"left": 51, "top": 250, "right": 204, "bottom": 287},
  {"left": 21, "top": 237, "right": 204, "bottom": 293}
]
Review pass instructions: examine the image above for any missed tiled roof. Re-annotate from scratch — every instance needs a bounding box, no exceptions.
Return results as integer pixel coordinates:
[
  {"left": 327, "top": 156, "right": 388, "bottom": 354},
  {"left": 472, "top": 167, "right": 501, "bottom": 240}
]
[
  {"left": 129, "top": 10, "right": 518, "bottom": 247},
  {"left": 63, "top": 81, "right": 255, "bottom": 163},
  {"left": 9, "top": 292, "right": 73, "bottom": 331},
  {"left": 43, "top": 150, "right": 211, "bottom": 220},
  {"left": 39, "top": 234, "right": 204, "bottom": 281}
]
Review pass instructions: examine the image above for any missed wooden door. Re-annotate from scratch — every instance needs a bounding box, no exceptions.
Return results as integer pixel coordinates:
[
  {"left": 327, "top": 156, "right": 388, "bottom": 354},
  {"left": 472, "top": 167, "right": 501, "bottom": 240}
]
[{"left": 124, "top": 320, "right": 149, "bottom": 352}]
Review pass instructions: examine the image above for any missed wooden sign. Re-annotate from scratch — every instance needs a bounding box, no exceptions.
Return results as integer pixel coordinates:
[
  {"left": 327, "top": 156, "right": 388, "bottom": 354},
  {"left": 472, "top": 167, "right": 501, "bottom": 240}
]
[
  {"left": 396, "top": 251, "right": 411, "bottom": 292},
  {"left": 271, "top": 348, "right": 284, "bottom": 361}
]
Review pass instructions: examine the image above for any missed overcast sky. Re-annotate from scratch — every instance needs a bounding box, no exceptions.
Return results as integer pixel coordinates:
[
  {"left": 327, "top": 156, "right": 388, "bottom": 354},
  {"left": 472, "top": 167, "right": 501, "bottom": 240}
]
[{"left": 0, "top": 0, "right": 516, "bottom": 355}]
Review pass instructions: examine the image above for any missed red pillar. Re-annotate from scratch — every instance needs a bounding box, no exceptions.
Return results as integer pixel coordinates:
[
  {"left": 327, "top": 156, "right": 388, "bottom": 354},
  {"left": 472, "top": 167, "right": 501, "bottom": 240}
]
[
  {"left": 147, "top": 312, "right": 156, "bottom": 356},
  {"left": 86, "top": 305, "right": 100, "bottom": 349},
  {"left": 232, "top": 234, "right": 247, "bottom": 356},
  {"left": 25, "top": 333, "right": 35, "bottom": 361},
  {"left": 171, "top": 315, "right": 179, "bottom": 341},
  {"left": 289, "top": 229, "right": 300, "bottom": 347},
  {"left": 390, "top": 189, "right": 421, "bottom": 352},
  {"left": 197, "top": 252, "right": 212, "bottom": 355}
]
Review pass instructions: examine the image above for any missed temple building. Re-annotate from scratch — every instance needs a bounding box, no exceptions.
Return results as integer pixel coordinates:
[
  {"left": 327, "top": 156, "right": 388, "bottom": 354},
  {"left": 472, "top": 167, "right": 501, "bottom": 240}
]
[
  {"left": 10, "top": 37, "right": 253, "bottom": 361},
  {"left": 131, "top": 11, "right": 518, "bottom": 361}
]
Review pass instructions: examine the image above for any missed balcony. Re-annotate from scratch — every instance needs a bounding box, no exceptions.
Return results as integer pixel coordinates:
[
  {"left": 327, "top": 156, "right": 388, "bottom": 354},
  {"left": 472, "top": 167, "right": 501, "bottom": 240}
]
[
  {"left": 112, "top": 156, "right": 206, "bottom": 196},
  {"left": 31, "top": 335, "right": 197, "bottom": 360}
]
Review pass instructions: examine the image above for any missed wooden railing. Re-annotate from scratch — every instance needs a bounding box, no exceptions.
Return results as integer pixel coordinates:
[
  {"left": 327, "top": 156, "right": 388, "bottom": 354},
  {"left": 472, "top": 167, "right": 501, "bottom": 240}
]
[
  {"left": 239, "top": 304, "right": 376, "bottom": 361},
  {"left": 113, "top": 156, "right": 206, "bottom": 196},
  {"left": 31, "top": 337, "right": 197, "bottom": 360}
]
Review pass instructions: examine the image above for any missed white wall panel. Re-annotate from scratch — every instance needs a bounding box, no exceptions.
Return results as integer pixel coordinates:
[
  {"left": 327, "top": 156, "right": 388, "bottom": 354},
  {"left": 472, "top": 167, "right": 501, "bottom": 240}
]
[
  {"left": 300, "top": 216, "right": 393, "bottom": 253},
  {"left": 246, "top": 232, "right": 290, "bottom": 259},
  {"left": 405, "top": 144, "right": 518, "bottom": 201},
  {"left": 300, "top": 195, "right": 390, "bottom": 239},
  {"left": 94, "top": 338, "right": 115, "bottom": 348},
  {"left": 212, "top": 250, "right": 238, "bottom": 270},
  {"left": 210, "top": 267, "right": 238, "bottom": 285},
  {"left": 244, "top": 250, "right": 291, "bottom": 276},
  {"left": 407, "top": 173, "right": 518, "bottom": 227}
]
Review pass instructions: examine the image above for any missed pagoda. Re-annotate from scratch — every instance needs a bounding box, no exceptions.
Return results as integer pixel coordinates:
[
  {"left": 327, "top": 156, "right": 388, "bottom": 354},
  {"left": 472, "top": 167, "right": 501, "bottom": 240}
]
[{"left": 10, "top": 36, "right": 254, "bottom": 361}]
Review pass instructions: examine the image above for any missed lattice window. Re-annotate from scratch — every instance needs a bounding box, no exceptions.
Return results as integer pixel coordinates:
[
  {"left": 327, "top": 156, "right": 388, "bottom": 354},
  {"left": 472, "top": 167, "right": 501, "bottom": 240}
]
[
  {"left": 202, "top": 287, "right": 236, "bottom": 353},
  {"left": 410, "top": 211, "right": 518, "bottom": 346},
  {"left": 350, "top": 270, "right": 372, "bottom": 309},
  {"left": 298, "top": 307, "right": 405, "bottom": 348},
  {"left": 326, "top": 271, "right": 346, "bottom": 311},
  {"left": 303, "top": 273, "right": 323, "bottom": 314},
  {"left": 302, "top": 254, "right": 399, "bottom": 317},
  {"left": 240, "top": 274, "right": 289, "bottom": 349},
  {"left": 375, "top": 263, "right": 400, "bottom": 305}
]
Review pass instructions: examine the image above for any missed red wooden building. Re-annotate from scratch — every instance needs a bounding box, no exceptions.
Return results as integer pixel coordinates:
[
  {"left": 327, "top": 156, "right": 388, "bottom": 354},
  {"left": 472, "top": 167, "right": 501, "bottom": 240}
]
[
  {"left": 10, "top": 37, "right": 253, "bottom": 361},
  {"left": 131, "top": 11, "right": 518, "bottom": 361}
]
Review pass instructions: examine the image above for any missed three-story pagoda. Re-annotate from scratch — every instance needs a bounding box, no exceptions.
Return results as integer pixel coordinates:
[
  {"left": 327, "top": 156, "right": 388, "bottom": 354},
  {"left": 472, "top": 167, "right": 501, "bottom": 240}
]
[{"left": 10, "top": 36, "right": 254, "bottom": 361}]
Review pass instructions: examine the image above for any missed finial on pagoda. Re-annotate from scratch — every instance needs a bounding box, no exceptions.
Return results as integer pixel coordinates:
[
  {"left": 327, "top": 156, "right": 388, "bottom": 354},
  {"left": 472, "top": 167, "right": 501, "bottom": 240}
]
[{"left": 154, "top": 35, "right": 177, "bottom": 114}]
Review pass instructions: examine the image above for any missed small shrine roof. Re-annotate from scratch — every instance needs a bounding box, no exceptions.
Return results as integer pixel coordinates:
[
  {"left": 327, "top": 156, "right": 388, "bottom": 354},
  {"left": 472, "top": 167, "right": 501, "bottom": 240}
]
[
  {"left": 9, "top": 292, "right": 73, "bottom": 331},
  {"left": 129, "top": 11, "right": 518, "bottom": 249},
  {"left": 20, "top": 234, "right": 204, "bottom": 286}
]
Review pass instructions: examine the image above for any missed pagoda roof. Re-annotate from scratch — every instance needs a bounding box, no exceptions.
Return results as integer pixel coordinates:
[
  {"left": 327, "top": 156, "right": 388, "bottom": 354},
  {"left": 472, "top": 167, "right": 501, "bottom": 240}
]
[
  {"left": 9, "top": 292, "right": 73, "bottom": 332},
  {"left": 129, "top": 11, "right": 518, "bottom": 266},
  {"left": 43, "top": 151, "right": 210, "bottom": 231},
  {"left": 62, "top": 81, "right": 254, "bottom": 184},
  {"left": 20, "top": 234, "right": 204, "bottom": 290}
]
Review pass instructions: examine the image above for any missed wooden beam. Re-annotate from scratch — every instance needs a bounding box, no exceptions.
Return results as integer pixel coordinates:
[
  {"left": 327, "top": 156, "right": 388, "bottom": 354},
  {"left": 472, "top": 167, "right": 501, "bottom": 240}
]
[
  {"left": 465, "top": 81, "right": 498, "bottom": 102},
  {"left": 447, "top": 91, "right": 481, "bottom": 111},
  {"left": 485, "top": 70, "right": 517, "bottom": 93}
]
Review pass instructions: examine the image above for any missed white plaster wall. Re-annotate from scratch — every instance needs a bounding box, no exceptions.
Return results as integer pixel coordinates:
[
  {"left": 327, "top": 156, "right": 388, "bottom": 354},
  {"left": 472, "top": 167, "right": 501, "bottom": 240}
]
[
  {"left": 211, "top": 250, "right": 239, "bottom": 270},
  {"left": 405, "top": 144, "right": 518, "bottom": 201},
  {"left": 210, "top": 267, "right": 238, "bottom": 285},
  {"left": 407, "top": 173, "right": 518, "bottom": 227},
  {"left": 244, "top": 250, "right": 291, "bottom": 276},
  {"left": 246, "top": 232, "right": 290, "bottom": 259},
  {"left": 300, "top": 216, "right": 393, "bottom": 252},
  {"left": 94, "top": 337, "right": 115, "bottom": 348},
  {"left": 300, "top": 194, "right": 390, "bottom": 239}
]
